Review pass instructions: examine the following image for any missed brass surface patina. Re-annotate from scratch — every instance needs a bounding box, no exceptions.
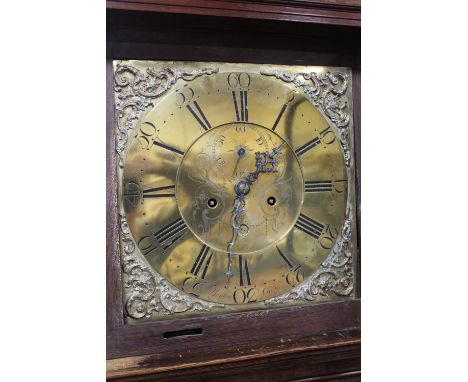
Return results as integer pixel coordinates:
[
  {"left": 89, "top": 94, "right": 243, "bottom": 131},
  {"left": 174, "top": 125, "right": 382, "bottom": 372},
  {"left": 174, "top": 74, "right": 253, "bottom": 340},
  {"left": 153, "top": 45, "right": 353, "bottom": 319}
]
[{"left": 115, "top": 61, "right": 356, "bottom": 321}]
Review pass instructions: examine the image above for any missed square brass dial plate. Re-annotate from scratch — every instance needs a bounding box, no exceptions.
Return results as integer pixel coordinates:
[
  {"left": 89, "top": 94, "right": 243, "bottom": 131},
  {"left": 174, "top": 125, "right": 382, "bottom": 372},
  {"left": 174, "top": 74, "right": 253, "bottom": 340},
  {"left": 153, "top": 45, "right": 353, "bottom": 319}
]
[{"left": 113, "top": 60, "right": 357, "bottom": 323}]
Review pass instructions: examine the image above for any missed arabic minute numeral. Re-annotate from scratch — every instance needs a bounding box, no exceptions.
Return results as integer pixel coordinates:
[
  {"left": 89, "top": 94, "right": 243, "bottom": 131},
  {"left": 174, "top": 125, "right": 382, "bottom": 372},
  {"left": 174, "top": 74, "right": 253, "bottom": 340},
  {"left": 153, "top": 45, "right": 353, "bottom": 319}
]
[
  {"left": 136, "top": 121, "right": 158, "bottom": 150},
  {"left": 319, "top": 224, "right": 339, "bottom": 250},
  {"left": 136, "top": 121, "right": 184, "bottom": 155},
  {"left": 286, "top": 265, "right": 304, "bottom": 286},
  {"left": 233, "top": 287, "right": 258, "bottom": 304},
  {"left": 227, "top": 72, "right": 251, "bottom": 88},
  {"left": 123, "top": 181, "right": 141, "bottom": 207},
  {"left": 175, "top": 87, "right": 195, "bottom": 107},
  {"left": 319, "top": 126, "right": 336, "bottom": 144}
]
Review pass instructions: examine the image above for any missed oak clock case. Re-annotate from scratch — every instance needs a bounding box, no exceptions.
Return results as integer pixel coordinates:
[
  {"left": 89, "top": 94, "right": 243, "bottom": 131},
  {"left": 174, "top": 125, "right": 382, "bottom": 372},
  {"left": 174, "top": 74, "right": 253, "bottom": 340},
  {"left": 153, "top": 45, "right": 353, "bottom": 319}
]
[{"left": 114, "top": 61, "right": 357, "bottom": 323}]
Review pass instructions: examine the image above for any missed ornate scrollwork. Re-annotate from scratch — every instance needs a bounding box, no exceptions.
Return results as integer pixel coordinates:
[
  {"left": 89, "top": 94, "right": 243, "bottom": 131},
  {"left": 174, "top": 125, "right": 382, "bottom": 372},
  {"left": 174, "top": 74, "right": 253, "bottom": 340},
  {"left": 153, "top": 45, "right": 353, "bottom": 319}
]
[
  {"left": 120, "top": 216, "right": 221, "bottom": 319},
  {"left": 265, "top": 208, "right": 354, "bottom": 305},
  {"left": 261, "top": 70, "right": 351, "bottom": 166},
  {"left": 114, "top": 63, "right": 218, "bottom": 167}
]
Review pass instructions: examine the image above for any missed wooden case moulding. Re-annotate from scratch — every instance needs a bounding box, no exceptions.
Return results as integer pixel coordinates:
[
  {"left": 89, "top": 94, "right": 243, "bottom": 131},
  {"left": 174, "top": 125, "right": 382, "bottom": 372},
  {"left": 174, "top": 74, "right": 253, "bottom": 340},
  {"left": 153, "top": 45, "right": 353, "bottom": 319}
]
[{"left": 106, "top": 0, "right": 361, "bottom": 26}]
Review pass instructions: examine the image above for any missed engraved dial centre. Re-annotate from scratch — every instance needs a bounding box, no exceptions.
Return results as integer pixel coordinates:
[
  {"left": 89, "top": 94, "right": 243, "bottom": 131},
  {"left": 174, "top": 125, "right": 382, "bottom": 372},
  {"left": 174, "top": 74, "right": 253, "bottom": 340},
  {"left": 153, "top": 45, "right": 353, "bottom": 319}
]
[{"left": 176, "top": 122, "right": 304, "bottom": 255}]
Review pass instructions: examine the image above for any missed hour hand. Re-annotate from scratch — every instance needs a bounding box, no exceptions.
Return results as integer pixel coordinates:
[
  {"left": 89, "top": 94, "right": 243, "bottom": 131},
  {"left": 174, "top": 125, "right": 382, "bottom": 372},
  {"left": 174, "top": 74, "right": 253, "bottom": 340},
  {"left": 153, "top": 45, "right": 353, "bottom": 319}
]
[{"left": 232, "top": 147, "right": 246, "bottom": 177}]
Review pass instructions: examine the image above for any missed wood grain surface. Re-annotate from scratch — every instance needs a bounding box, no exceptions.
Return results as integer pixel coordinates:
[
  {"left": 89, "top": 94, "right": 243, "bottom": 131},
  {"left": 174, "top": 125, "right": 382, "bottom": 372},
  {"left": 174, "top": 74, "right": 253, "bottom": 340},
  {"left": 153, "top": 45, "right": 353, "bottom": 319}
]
[
  {"left": 107, "top": 327, "right": 360, "bottom": 381},
  {"left": 107, "top": 9, "right": 361, "bottom": 68},
  {"left": 107, "top": 0, "right": 360, "bottom": 26}
]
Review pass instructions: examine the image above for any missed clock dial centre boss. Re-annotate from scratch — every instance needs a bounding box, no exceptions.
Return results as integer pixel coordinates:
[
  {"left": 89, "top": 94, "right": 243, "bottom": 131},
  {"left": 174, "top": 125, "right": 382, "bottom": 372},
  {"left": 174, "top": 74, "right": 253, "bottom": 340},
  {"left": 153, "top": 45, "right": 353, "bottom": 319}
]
[{"left": 121, "top": 65, "right": 349, "bottom": 307}]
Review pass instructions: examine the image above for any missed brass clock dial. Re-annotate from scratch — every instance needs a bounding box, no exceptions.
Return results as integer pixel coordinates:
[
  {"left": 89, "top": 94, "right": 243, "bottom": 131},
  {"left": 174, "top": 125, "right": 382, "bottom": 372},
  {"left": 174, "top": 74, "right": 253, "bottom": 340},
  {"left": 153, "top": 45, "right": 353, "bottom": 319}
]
[
  {"left": 120, "top": 65, "right": 350, "bottom": 307},
  {"left": 176, "top": 122, "right": 304, "bottom": 255}
]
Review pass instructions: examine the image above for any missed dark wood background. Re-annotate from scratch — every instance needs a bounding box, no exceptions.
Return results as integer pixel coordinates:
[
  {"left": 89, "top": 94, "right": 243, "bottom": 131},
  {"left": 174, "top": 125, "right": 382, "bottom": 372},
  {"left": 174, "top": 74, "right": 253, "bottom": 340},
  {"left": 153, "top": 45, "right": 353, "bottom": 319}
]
[{"left": 107, "top": 1, "right": 361, "bottom": 380}]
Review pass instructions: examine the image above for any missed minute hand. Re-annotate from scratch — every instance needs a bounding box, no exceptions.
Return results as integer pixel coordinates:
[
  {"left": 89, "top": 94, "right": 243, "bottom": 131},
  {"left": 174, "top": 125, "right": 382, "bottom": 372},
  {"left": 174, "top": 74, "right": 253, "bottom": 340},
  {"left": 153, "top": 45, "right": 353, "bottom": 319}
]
[{"left": 225, "top": 143, "right": 286, "bottom": 286}]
